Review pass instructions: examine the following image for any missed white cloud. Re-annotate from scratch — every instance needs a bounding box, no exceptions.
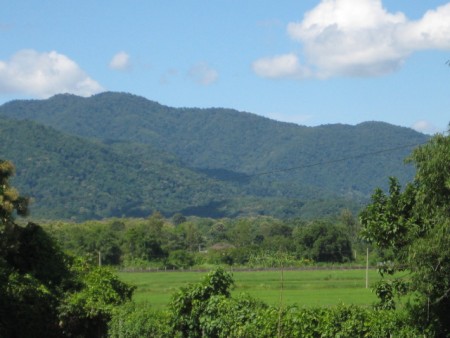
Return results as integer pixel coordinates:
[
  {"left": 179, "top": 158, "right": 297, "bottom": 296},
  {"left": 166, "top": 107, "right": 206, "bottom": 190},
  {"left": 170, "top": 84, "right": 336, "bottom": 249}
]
[
  {"left": 188, "top": 62, "right": 218, "bottom": 85},
  {"left": 109, "top": 51, "right": 131, "bottom": 71},
  {"left": 412, "top": 120, "right": 439, "bottom": 134},
  {"left": 254, "top": 0, "right": 450, "bottom": 79},
  {"left": 0, "top": 50, "right": 103, "bottom": 98},
  {"left": 252, "top": 53, "right": 311, "bottom": 79}
]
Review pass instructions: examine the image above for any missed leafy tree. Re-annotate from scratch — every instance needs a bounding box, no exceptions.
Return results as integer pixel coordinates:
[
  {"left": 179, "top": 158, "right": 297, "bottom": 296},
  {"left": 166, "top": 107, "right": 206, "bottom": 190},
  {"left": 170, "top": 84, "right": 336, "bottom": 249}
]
[
  {"left": 147, "top": 211, "right": 165, "bottom": 237},
  {"left": 92, "top": 227, "right": 122, "bottom": 265},
  {"left": 0, "top": 161, "right": 68, "bottom": 337},
  {"left": 207, "top": 222, "right": 228, "bottom": 244},
  {"left": 167, "top": 249, "right": 195, "bottom": 269},
  {"left": 0, "top": 269, "right": 62, "bottom": 337},
  {"left": 295, "top": 220, "right": 353, "bottom": 263},
  {"left": 0, "top": 160, "right": 29, "bottom": 224},
  {"left": 0, "top": 160, "right": 134, "bottom": 337},
  {"left": 228, "top": 219, "right": 253, "bottom": 248},
  {"left": 181, "top": 221, "right": 203, "bottom": 252},
  {"left": 59, "top": 261, "right": 135, "bottom": 337},
  {"left": 360, "top": 129, "right": 450, "bottom": 335},
  {"left": 123, "top": 223, "right": 165, "bottom": 261},
  {"left": 339, "top": 208, "right": 360, "bottom": 243},
  {"left": 0, "top": 160, "right": 29, "bottom": 268},
  {"left": 169, "top": 268, "right": 234, "bottom": 337}
]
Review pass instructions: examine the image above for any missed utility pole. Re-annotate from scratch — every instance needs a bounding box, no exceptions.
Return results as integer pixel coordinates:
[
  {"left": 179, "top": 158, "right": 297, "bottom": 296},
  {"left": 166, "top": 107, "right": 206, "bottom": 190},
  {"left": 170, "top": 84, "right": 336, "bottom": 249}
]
[{"left": 365, "top": 247, "right": 369, "bottom": 288}]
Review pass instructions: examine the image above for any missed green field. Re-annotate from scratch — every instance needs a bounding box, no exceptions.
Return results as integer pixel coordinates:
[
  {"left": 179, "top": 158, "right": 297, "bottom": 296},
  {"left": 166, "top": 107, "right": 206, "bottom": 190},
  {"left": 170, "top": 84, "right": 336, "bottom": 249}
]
[{"left": 118, "top": 268, "right": 383, "bottom": 309}]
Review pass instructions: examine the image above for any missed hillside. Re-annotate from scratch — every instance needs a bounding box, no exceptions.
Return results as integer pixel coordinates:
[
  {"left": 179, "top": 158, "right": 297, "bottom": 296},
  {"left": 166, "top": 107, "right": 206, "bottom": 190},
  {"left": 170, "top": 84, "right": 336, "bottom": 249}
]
[
  {"left": 0, "top": 118, "right": 234, "bottom": 219},
  {"left": 0, "top": 92, "right": 429, "bottom": 220}
]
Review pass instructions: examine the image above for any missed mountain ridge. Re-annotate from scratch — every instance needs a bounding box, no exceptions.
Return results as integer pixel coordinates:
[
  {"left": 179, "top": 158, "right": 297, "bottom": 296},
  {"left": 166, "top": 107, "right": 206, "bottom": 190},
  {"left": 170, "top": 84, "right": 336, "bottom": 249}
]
[{"left": 0, "top": 92, "right": 429, "bottom": 220}]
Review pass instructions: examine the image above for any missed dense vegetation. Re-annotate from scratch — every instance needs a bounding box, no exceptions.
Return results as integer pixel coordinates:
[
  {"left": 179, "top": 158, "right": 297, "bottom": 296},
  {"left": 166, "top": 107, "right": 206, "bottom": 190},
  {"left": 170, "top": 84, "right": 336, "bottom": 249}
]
[
  {"left": 0, "top": 118, "right": 232, "bottom": 220},
  {"left": 0, "top": 92, "right": 428, "bottom": 220},
  {"left": 1, "top": 124, "right": 449, "bottom": 336},
  {"left": 42, "top": 212, "right": 360, "bottom": 270},
  {"left": 0, "top": 160, "right": 134, "bottom": 337},
  {"left": 360, "top": 128, "right": 450, "bottom": 336}
]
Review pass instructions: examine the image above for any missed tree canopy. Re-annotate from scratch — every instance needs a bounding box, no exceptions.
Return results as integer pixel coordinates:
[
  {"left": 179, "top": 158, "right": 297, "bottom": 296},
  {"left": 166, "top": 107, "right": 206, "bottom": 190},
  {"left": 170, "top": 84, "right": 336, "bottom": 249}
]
[
  {"left": 0, "top": 160, "right": 134, "bottom": 337},
  {"left": 360, "top": 128, "right": 450, "bottom": 335}
]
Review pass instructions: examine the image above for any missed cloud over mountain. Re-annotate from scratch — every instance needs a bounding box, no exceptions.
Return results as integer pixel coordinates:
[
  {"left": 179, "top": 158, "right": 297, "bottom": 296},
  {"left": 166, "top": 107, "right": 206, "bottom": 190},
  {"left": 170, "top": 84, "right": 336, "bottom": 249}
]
[{"left": 0, "top": 50, "right": 103, "bottom": 98}]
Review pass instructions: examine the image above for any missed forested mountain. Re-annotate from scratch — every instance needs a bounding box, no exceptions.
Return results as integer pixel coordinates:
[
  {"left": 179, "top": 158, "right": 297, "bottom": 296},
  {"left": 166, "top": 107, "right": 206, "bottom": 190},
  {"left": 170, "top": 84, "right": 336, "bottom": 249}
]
[
  {"left": 0, "top": 118, "right": 234, "bottom": 219},
  {"left": 0, "top": 92, "right": 429, "bottom": 220}
]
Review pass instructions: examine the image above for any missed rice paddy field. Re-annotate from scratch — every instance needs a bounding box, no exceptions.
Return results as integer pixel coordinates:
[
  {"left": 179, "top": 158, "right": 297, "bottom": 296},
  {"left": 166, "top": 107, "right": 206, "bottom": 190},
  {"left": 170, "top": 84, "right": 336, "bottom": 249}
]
[{"left": 118, "top": 268, "right": 384, "bottom": 309}]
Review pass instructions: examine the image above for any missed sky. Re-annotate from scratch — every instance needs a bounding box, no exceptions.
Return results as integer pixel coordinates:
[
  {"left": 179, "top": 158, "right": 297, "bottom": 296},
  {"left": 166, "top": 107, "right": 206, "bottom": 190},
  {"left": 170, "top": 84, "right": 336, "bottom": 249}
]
[{"left": 1, "top": 0, "right": 450, "bottom": 134}]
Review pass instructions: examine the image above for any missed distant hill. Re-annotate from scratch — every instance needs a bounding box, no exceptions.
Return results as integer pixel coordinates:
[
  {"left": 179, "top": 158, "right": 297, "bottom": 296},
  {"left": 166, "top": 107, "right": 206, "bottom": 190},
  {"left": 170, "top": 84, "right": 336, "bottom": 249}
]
[
  {"left": 0, "top": 118, "right": 234, "bottom": 220},
  {"left": 0, "top": 92, "right": 429, "bottom": 220}
]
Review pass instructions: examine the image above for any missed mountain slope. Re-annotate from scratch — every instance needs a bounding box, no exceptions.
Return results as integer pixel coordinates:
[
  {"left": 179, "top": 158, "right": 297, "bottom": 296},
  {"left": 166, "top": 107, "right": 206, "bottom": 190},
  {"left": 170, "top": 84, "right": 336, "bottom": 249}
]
[
  {"left": 0, "top": 92, "right": 429, "bottom": 220},
  {"left": 0, "top": 92, "right": 428, "bottom": 194},
  {"left": 0, "top": 118, "right": 234, "bottom": 220}
]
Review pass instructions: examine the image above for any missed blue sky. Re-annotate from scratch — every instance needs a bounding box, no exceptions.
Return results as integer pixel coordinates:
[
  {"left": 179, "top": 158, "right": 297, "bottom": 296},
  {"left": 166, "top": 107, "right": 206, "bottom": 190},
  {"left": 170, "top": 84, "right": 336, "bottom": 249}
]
[{"left": 1, "top": 1, "right": 450, "bottom": 134}]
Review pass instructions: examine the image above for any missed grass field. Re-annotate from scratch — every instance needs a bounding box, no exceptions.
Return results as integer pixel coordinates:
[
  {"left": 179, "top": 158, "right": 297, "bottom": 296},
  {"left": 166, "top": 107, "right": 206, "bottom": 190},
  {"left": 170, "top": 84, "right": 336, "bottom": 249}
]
[{"left": 118, "top": 268, "right": 383, "bottom": 309}]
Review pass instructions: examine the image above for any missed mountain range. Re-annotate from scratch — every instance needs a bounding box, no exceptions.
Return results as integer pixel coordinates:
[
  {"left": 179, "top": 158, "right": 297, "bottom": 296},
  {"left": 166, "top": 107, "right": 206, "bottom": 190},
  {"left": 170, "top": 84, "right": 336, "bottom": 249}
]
[{"left": 0, "top": 92, "right": 428, "bottom": 220}]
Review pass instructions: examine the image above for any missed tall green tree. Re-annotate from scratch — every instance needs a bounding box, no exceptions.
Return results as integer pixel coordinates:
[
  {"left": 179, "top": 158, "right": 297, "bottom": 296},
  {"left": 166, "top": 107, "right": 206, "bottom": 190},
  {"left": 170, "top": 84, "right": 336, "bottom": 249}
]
[
  {"left": 0, "top": 160, "right": 29, "bottom": 261},
  {"left": 58, "top": 261, "right": 135, "bottom": 337},
  {"left": 0, "top": 160, "right": 66, "bottom": 337},
  {"left": 169, "top": 268, "right": 234, "bottom": 337},
  {"left": 295, "top": 220, "right": 353, "bottom": 263},
  {"left": 360, "top": 129, "right": 450, "bottom": 335},
  {"left": 0, "top": 160, "right": 134, "bottom": 337}
]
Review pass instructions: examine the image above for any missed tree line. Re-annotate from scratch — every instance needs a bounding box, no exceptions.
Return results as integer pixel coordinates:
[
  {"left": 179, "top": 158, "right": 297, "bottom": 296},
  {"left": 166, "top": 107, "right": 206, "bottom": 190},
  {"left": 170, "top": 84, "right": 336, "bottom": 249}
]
[{"left": 42, "top": 211, "right": 361, "bottom": 270}]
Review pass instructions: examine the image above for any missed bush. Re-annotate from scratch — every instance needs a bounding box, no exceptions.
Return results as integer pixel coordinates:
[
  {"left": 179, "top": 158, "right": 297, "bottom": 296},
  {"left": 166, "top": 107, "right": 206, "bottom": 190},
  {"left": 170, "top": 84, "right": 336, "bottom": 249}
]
[{"left": 108, "top": 302, "right": 171, "bottom": 338}]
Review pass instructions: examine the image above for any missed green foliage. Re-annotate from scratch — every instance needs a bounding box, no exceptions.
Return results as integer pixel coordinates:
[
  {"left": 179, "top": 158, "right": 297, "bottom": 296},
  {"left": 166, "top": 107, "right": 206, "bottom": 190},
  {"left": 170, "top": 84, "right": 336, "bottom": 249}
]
[
  {"left": 59, "top": 262, "right": 135, "bottom": 337},
  {"left": 408, "top": 132, "right": 450, "bottom": 216},
  {"left": 0, "top": 161, "right": 66, "bottom": 337},
  {"left": 0, "top": 118, "right": 233, "bottom": 221},
  {"left": 360, "top": 177, "right": 421, "bottom": 253},
  {"left": 5, "top": 222, "right": 70, "bottom": 287},
  {"left": 0, "top": 160, "right": 135, "bottom": 337},
  {"left": 196, "top": 301, "right": 421, "bottom": 337},
  {"left": 295, "top": 220, "right": 353, "bottom": 262},
  {"left": 169, "top": 268, "right": 234, "bottom": 337},
  {"left": 360, "top": 129, "right": 450, "bottom": 335},
  {"left": 44, "top": 215, "right": 363, "bottom": 270},
  {"left": 0, "top": 92, "right": 428, "bottom": 220},
  {"left": 0, "top": 160, "right": 29, "bottom": 223},
  {"left": 247, "top": 251, "right": 310, "bottom": 268},
  {"left": 0, "top": 269, "right": 61, "bottom": 338},
  {"left": 167, "top": 250, "right": 195, "bottom": 269},
  {"left": 123, "top": 224, "right": 165, "bottom": 262},
  {"left": 406, "top": 220, "right": 450, "bottom": 336},
  {"left": 108, "top": 302, "right": 171, "bottom": 338}
]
